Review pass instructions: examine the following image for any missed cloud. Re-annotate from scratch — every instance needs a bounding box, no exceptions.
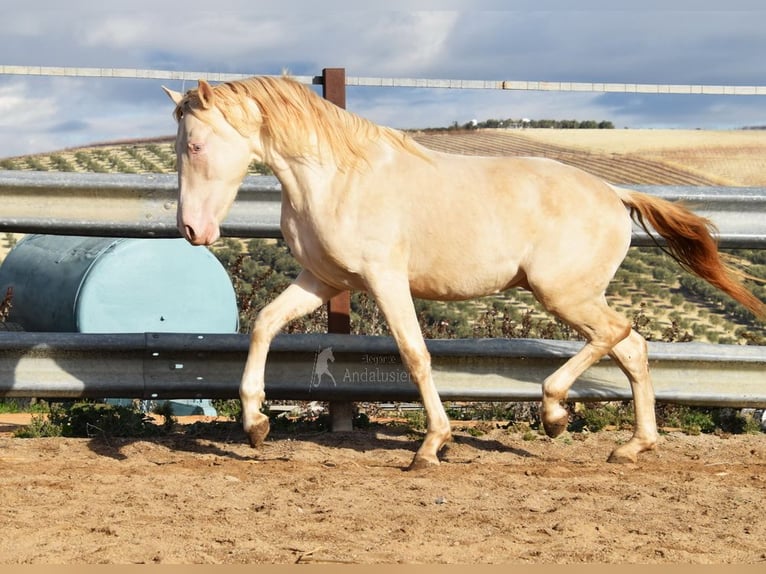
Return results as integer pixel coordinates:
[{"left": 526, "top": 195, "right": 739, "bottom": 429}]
[
  {"left": 1, "top": 8, "right": 766, "bottom": 157},
  {"left": 598, "top": 92, "right": 766, "bottom": 129},
  {"left": 49, "top": 119, "right": 90, "bottom": 134},
  {"left": 340, "top": 12, "right": 460, "bottom": 74},
  {"left": 0, "top": 80, "right": 63, "bottom": 155}
]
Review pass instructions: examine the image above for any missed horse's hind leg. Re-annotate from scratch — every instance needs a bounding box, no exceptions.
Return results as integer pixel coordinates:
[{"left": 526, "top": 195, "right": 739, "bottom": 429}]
[
  {"left": 607, "top": 330, "right": 658, "bottom": 463},
  {"left": 537, "top": 297, "right": 631, "bottom": 439},
  {"left": 538, "top": 294, "right": 659, "bottom": 462}
]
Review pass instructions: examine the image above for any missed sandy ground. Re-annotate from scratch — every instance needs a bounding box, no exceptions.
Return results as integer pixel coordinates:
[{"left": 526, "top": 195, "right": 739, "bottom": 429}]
[{"left": 0, "top": 413, "right": 764, "bottom": 565}]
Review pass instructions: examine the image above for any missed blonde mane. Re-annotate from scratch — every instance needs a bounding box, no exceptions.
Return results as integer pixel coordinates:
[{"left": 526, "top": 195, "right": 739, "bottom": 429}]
[{"left": 180, "top": 76, "right": 427, "bottom": 169}]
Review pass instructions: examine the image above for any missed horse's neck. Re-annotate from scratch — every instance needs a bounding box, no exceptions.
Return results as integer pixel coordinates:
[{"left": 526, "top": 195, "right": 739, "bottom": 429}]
[{"left": 269, "top": 155, "right": 339, "bottom": 213}]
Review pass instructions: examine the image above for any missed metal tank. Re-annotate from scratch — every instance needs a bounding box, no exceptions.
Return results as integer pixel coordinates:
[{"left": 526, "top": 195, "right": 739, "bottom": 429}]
[{"left": 0, "top": 235, "right": 239, "bottom": 414}]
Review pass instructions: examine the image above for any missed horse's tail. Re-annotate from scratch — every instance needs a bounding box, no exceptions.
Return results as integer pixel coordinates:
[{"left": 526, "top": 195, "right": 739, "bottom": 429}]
[{"left": 613, "top": 186, "right": 765, "bottom": 320}]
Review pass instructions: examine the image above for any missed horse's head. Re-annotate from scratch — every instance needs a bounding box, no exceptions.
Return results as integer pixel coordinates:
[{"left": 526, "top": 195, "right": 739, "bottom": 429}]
[{"left": 163, "top": 80, "right": 257, "bottom": 246}]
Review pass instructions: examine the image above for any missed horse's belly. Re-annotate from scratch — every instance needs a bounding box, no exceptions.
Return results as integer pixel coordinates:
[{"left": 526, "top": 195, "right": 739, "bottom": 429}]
[{"left": 408, "top": 262, "right": 524, "bottom": 301}]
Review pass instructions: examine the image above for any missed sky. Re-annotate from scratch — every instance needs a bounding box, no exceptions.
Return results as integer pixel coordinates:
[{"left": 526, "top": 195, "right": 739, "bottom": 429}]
[{"left": 1, "top": 3, "right": 765, "bottom": 158}]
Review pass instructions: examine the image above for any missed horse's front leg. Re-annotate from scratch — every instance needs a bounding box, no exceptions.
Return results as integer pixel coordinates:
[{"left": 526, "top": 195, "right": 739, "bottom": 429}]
[
  {"left": 366, "top": 273, "right": 451, "bottom": 470},
  {"left": 241, "top": 270, "right": 339, "bottom": 448}
]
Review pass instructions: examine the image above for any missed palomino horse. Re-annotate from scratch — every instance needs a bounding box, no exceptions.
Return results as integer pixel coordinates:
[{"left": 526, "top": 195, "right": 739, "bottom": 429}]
[{"left": 163, "top": 76, "right": 764, "bottom": 470}]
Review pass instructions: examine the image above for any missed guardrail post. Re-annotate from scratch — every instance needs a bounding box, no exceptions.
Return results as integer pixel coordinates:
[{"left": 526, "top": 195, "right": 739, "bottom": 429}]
[{"left": 322, "top": 67, "right": 354, "bottom": 432}]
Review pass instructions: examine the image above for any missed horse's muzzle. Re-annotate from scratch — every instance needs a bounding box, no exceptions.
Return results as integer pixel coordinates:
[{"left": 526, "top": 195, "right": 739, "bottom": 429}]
[{"left": 180, "top": 223, "right": 220, "bottom": 246}]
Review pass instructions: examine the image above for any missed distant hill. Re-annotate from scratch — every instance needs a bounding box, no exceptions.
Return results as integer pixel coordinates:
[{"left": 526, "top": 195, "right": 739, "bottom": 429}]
[
  {"left": 412, "top": 131, "right": 718, "bottom": 185},
  {"left": 3, "top": 128, "right": 765, "bottom": 186}
]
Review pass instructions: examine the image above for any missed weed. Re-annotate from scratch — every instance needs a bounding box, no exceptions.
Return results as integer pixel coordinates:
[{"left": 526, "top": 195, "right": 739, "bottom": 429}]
[
  {"left": 712, "top": 408, "right": 763, "bottom": 435},
  {"left": 522, "top": 430, "right": 538, "bottom": 441},
  {"left": 48, "top": 401, "right": 163, "bottom": 439},
  {"left": 353, "top": 411, "right": 371, "bottom": 429},
  {"left": 0, "top": 287, "right": 13, "bottom": 322},
  {"left": 400, "top": 410, "right": 427, "bottom": 432},
  {"left": 458, "top": 421, "right": 495, "bottom": 437},
  {"left": 212, "top": 399, "right": 242, "bottom": 421},
  {"left": 269, "top": 409, "right": 331, "bottom": 434},
  {"left": 0, "top": 398, "right": 23, "bottom": 414},
  {"left": 573, "top": 402, "right": 635, "bottom": 433},
  {"left": 445, "top": 402, "right": 542, "bottom": 430},
  {"left": 13, "top": 414, "right": 62, "bottom": 438},
  {"left": 151, "top": 401, "right": 177, "bottom": 432},
  {"left": 741, "top": 413, "right": 764, "bottom": 434},
  {"left": 0, "top": 398, "right": 48, "bottom": 414},
  {"left": 657, "top": 405, "right": 716, "bottom": 435}
]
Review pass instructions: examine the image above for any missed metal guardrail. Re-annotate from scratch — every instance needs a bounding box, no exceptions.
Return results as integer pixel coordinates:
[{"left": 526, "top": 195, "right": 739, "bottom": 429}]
[
  {"left": 0, "top": 171, "right": 283, "bottom": 238},
  {"left": 1, "top": 332, "right": 764, "bottom": 407},
  {"left": 0, "top": 171, "right": 763, "bottom": 408},
  {"left": 1, "top": 171, "right": 765, "bottom": 247}
]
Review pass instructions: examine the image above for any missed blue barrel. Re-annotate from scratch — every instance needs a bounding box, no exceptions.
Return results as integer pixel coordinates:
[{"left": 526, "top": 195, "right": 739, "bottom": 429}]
[
  {"left": 0, "top": 235, "right": 238, "bottom": 334},
  {"left": 0, "top": 235, "right": 240, "bottom": 415}
]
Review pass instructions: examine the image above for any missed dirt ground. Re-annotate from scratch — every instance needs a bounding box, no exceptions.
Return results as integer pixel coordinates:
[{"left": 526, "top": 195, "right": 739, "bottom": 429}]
[{"left": 0, "top": 414, "right": 764, "bottom": 565}]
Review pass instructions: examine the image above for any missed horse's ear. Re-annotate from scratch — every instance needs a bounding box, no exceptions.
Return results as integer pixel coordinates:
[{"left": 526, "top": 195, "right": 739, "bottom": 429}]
[
  {"left": 197, "top": 80, "right": 214, "bottom": 109},
  {"left": 162, "top": 86, "right": 183, "bottom": 105}
]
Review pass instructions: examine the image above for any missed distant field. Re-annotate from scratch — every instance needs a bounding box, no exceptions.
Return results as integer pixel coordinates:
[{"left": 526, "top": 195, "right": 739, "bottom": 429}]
[
  {"left": 413, "top": 128, "right": 766, "bottom": 186},
  {"left": 515, "top": 128, "right": 766, "bottom": 187},
  {"left": 0, "top": 139, "right": 179, "bottom": 175},
  {"left": 2, "top": 128, "right": 765, "bottom": 187}
]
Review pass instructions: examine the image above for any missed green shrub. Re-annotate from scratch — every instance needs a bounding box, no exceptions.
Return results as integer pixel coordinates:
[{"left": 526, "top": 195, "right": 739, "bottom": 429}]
[
  {"left": 151, "top": 401, "right": 177, "bottom": 432},
  {"left": 574, "top": 402, "right": 634, "bottom": 432},
  {"left": 13, "top": 414, "right": 62, "bottom": 438},
  {"left": 0, "top": 399, "right": 48, "bottom": 414},
  {"left": 48, "top": 401, "right": 161, "bottom": 438},
  {"left": 212, "top": 399, "right": 242, "bottom": 421},
  {"left": 658, "top": 405, "right": 716, "bottom": 435}
]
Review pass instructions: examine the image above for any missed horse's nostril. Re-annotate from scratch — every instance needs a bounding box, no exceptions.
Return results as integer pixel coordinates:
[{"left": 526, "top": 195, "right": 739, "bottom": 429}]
[{"left": 184, "top": 225, "right": 196, "bottom": 242}]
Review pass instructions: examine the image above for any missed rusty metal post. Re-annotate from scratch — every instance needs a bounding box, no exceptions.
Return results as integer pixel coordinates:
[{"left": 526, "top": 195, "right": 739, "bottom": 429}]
[
  {"left": 321, "top": 67, "right": 347, "bottom": 110},
  {"left": 321, "top": 68, "right": 354, "bottom": 432}
]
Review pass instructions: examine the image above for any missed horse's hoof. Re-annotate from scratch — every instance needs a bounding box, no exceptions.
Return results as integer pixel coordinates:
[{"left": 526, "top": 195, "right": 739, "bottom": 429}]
[
  {"left": 607, "top": 449, "right": 637, "bottom": 464},
  {"left": 407, "top": 455, "right": 440, "bottom": 471},
  {"left": 246, "top": 419, "right": 270, "bottom": 449},
  {"left": 607, "top": 439, "right": 655, "bottom": 464},
  {"left": 542, "top": 414, "right": 568, "bottom": 438}
]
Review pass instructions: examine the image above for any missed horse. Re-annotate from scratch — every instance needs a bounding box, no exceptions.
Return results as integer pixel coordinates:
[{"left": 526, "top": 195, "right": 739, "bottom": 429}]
[{"left": 163, "top": 76, "right": 764, "bottom": 470}]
